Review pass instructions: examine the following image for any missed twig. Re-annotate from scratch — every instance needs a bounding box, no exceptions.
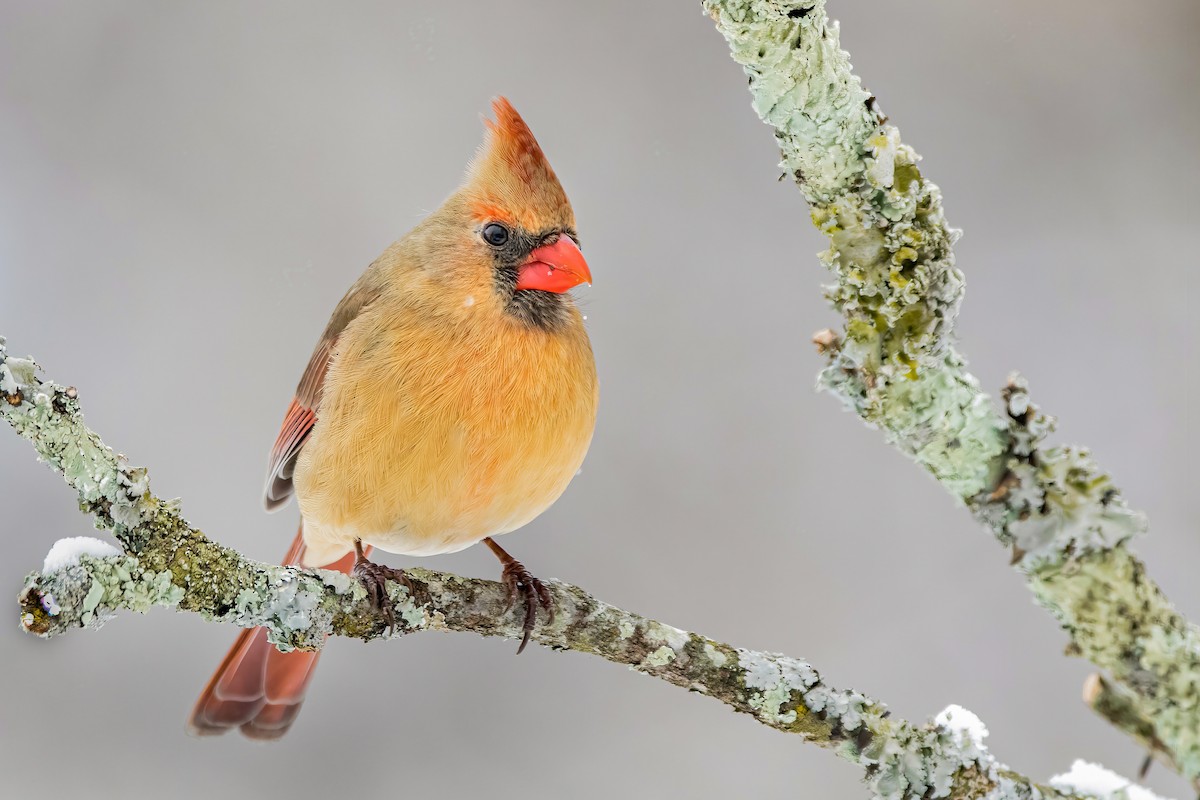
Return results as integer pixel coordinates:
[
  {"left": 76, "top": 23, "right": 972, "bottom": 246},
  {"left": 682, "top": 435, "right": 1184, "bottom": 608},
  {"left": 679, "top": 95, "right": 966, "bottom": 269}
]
[
  {"left": 1082, "top": 674, "right": 1200, "bottom": 793},
  {"left": 703, "top": 0, "right": 1200, "bottom": 781}
]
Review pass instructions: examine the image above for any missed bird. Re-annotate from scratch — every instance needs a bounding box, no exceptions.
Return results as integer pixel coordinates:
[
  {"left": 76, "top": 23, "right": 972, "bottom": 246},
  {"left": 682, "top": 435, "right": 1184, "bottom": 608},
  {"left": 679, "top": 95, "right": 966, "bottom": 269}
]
[{"left": 188, "top": 97, "right": 598, "bottom": 740}]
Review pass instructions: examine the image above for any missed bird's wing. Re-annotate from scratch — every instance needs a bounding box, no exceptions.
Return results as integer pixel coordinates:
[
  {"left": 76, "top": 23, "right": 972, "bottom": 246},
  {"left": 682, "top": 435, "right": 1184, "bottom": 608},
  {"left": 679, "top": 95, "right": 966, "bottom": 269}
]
[{"left": 262, "top": 275, "right": 382, "bottom": 511}]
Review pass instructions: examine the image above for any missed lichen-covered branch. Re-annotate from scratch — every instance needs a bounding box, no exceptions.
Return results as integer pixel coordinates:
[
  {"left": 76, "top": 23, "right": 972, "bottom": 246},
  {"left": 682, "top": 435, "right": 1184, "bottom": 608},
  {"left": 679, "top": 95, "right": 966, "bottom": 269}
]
[
  {"left": 703, "top": 0, "right": 1200, "bottom": 781},
  {"left": 1082, "top": 674, "right": 1194, "bottom": 790},
  {"left": 3, "top": 338, "right": 1159, "bottom": 800}
]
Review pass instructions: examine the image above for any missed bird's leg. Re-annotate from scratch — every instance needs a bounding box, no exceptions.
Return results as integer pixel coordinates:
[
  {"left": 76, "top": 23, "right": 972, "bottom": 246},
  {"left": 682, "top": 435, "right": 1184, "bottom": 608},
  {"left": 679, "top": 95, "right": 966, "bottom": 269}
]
[
  {"left": 483, "top": 537, "right": 554, "bottom": 654},
  {"left": 350, "top": 538, "right": 412, "bottom": 633}
]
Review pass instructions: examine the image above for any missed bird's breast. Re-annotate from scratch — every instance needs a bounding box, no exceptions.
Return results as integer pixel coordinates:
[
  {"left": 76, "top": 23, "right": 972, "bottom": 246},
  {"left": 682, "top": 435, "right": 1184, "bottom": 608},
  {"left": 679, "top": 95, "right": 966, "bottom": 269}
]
[{"left": 293, "top": 304, "right": 597, "bottom": 557}]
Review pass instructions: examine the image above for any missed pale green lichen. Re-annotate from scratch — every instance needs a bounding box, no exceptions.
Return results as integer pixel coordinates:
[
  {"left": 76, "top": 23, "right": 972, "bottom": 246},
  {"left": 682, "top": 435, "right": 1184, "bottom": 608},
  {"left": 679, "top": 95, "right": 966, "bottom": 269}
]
[
  {"left": 21, "top": 553, "right": 184, "bottom": 634},
  {"left": 218, "top": 561, "right": 423, "bottom": 650},
  {"left": 964, "top": 383, "right": 1200, "bottom": 774},
  {"left": 20, "top": 538, "right": 423, "bottom": 650},
  {"left": 821, "top": 356, "right": 1008, "bottom": 499},
  {"left": 397, "top": 591, "right": 426, "bottom": 630},
  {"left": 643, "top": 646, "right": 676, "bottom": 668},
  {"left": 708, "top": 1, "right": 963, "bottom": 379},
  {"left": 727, "top": 648, "right": 1085, "bottom": 799},
  {"left": 707, "top": 2, "right": 1005, "bottom": 498},
  {"left": 705, "top": 0, "right": 1200, "bottom": 782},
  {"left": 970, "top": 376, "right": 1147, "bottom": 568},
  {"left": 1008, "top": 446, "right": 1146, "bottom": 560},
  {"left": 1030, "top": 549, "right": 1200, "bottom": 776},
  {"left": 704, "top": 0, "right": 876, "bottom": 203},
  {"left": 0, "top": 338, "right": 155, "bottom": 547},
  {"left": 80, "top": 578, "right": 107, "bottom": 625}
]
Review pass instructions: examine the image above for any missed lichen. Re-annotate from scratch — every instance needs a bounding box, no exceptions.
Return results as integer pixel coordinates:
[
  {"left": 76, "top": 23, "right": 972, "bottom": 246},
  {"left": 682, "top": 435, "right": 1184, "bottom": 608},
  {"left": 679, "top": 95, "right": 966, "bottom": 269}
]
[
  {"left": 970, "top": 377, "right": 1146, "bottom": 569},
  {"left": 820, "top": 356, "right": 1009, "bottom": 499},
  {"left": 728, "top": 647, "right": 1038, "bottom": 799},
  {"left": 735, "top": 649, "right": 822, "bottom": 730},
  {"left": 705, "top": 642, "right": 727, "bottom": 667},
  {"left": 643, "top": 646, "right": 676, "bottom": 668},
  {"left": 704, "top": 0, "right": 876, "bottom": 204},
  {"left": 706, "top": 2, "right": 1010, "bottom": 502},
  {"left": 705, "top": 0, "right": 1198, "bottom": 783},
  {"left": 708, "top": 0, "right": 967, "bottom": 386},
  {"left": 20, "top": 552, "right": 184, "bottom": 635},
  {"left": 1007, "top": 446, "right": 1146, "bottom": 561},
  {"left": 1030, "top": 548, "right": 1200, "bottom": 775},
  {"left": 0, "top": 338, "right": 154, "bottom": 547}
]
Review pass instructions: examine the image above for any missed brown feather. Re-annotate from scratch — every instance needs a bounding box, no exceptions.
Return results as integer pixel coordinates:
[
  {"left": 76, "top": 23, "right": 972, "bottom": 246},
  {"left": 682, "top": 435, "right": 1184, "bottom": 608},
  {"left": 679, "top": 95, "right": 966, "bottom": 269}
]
[
  {"left": 262, "top": 274, "right": 384, "bottom": 511},
  {"left": 187, "top": 528, "right": 363, "bottom": 739}
]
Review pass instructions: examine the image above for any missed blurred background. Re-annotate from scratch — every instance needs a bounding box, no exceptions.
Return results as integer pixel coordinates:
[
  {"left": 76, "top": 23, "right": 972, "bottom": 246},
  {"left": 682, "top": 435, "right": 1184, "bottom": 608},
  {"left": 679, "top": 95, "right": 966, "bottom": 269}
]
[{"left": 1, "top": 2, "right": 1197, "bottom": 798}]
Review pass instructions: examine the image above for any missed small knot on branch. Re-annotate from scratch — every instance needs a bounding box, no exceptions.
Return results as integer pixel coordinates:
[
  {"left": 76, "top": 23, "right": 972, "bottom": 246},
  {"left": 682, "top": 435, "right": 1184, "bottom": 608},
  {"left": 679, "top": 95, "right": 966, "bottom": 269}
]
[{"left": 812, "top": 328, "right": 840, "bottom": 355}]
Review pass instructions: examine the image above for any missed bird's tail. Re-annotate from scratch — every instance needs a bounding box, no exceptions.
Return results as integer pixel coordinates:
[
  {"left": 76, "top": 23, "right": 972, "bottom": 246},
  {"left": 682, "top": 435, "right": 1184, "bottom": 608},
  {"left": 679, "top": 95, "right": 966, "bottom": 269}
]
[{"left": 186, "top": 524, "right": 361, "bottom": 740}]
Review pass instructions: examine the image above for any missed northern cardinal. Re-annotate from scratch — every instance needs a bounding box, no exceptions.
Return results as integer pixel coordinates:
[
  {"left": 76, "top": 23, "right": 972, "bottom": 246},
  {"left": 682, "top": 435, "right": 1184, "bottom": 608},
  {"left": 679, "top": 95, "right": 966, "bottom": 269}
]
[{"left": 188, "top": 98, "right": 598, "bottom": 740}]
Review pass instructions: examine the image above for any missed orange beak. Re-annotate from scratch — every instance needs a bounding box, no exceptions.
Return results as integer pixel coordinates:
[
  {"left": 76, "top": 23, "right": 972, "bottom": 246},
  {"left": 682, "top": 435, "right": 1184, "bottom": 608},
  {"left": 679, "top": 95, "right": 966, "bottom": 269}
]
[{"left": 515, "top": 235, "right": 592, "bottom": 293}]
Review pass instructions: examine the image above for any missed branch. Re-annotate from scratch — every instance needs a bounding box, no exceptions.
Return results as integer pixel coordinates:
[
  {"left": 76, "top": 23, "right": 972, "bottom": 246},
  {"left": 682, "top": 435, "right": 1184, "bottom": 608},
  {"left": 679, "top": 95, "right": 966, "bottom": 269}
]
[
  {"left": 1081, "top": 674, "right": 1197, "bottom": 791},
  {"left": 703, "top": 0, "right": 1200, "bottom": 781},
  {"left": 0, "top": 339, "right": 1159, "bottom": 800}
]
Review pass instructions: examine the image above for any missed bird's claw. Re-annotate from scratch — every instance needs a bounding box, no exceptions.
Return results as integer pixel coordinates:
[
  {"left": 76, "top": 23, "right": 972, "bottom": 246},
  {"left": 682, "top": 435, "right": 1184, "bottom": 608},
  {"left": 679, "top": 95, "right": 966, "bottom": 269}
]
[
  {"left": 500, "top": 560, "right": 554, "bottom": 654},
  {"left": 352, "top": 558, "right": 412, "bottom": 634}
]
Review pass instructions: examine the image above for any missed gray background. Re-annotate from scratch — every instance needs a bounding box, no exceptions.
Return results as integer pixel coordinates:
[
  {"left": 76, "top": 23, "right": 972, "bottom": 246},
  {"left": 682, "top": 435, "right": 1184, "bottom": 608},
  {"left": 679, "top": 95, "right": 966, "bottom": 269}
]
[{"left": 1, "top": 2, "right": 1196, "bottom": 798}]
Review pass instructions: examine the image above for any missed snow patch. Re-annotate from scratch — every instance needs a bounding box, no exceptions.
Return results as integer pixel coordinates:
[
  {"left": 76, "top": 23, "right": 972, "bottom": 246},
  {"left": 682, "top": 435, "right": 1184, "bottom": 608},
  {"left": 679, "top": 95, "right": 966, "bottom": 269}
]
[
  {"left": 648, "top": 621, "right": 690, "bottom": 651},
  {"left": 1050, "top": 760, "right": 1167, "bottom": 800},
  {"left": 43, "top": 537, "right": 122, "bottom": 573},
  {"left": 935, "top": 704, "right": 988, "bottom": 747}
]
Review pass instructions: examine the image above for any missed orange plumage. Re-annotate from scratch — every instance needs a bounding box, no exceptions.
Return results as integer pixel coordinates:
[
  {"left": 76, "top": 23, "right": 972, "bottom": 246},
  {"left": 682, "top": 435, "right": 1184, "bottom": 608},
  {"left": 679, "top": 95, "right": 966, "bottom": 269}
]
[{"left": 189, "top": 98, "right": 597, "bottom": 739}]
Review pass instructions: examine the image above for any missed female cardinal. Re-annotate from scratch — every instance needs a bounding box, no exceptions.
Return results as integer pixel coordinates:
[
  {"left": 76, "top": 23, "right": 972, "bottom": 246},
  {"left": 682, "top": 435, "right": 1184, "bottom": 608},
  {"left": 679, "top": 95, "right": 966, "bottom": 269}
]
[{"left": 188, "top": 98, "right": 597, "bottom": 740}]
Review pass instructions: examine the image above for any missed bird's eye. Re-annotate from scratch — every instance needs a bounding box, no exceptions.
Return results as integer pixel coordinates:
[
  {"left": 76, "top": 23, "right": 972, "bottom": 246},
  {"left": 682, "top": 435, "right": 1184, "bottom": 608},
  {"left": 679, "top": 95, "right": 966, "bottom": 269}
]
[{"left": 482, "top": 223, "right": 509, "bottom": 247}]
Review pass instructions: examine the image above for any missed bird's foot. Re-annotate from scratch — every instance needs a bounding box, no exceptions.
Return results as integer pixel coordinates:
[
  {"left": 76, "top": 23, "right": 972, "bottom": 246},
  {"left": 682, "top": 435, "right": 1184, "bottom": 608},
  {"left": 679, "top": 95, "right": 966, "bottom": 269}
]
[
  {"left": 500, "top": 559, "right": 554, "bottom": 655},
  {"left": 352, "top": 544, "right": 412, "bottom": 633}
]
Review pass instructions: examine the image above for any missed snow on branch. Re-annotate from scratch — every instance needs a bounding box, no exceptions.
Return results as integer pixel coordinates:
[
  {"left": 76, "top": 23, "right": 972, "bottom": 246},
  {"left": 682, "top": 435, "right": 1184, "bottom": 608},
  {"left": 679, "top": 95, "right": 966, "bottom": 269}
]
[
  {"left": 703, "top": 0, "right": 1200, "bottom": 783},
  {"left": 1052, "top": 761, "right": 1170, "bottom": 800},
  {"left": 2, "top": 337, "right": 1139, "bottom": 800}
]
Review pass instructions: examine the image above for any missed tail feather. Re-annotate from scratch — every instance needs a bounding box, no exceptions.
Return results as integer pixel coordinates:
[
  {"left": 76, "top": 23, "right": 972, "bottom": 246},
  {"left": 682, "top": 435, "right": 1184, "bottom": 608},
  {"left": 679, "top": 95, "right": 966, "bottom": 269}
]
[
  {"left": 239, "top": 696, "right": 306, "bottom": 741},
  {"left": 264, "top": 645, "right": 321, "bottom": 704},
  {"left": 187, "top": 526, "right": 360, "bottom": 740},
  {"left": 214, "top": 628, "right": 272, "bottom": 701}
]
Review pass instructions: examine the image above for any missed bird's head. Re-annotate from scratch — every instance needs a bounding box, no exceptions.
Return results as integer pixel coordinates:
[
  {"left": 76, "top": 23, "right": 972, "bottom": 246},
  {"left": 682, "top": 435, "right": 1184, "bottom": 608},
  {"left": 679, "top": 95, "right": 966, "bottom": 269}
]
[{"left": 446, "top": 97, "right": 591, "bottom": 330}]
